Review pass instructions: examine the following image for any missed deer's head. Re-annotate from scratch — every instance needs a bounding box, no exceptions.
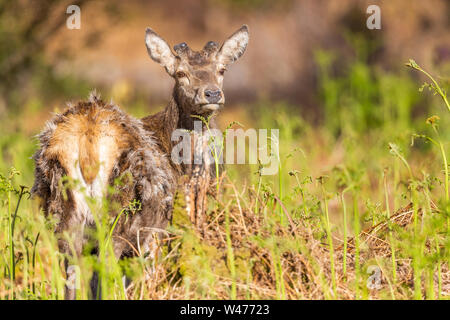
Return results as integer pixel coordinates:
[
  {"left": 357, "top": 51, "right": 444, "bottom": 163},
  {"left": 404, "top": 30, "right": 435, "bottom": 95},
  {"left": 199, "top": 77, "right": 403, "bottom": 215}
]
[{"left": 145, "top": 25, "right": 249, "bottom": 115}]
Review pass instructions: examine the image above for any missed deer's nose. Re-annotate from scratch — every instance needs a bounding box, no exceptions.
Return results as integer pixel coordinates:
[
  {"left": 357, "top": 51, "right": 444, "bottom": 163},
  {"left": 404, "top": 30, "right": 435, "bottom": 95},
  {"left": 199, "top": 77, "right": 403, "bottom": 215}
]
[{"left": 204, "top": 89, "right": 222, "bottom": 104}]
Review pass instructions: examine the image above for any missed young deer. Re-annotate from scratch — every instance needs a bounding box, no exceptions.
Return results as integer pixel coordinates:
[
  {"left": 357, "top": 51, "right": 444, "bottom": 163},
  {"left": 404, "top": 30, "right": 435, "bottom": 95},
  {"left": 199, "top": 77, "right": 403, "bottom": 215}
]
[
  {"left": 142, "top": 25, "right": 249, "bottom": 225},
  {"left": 31, "top": 25, "right": 248, "bottom": 298},
  {"left": 32, "top": 93, "right": 175, "bottom": 299}
]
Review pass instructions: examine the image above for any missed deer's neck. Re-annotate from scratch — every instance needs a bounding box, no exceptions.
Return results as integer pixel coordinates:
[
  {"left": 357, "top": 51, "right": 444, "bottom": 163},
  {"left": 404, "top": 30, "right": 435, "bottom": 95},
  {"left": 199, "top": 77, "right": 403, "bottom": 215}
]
[
  {"left": 143, "top": 90, "right": 217, "bottom": 157},
  {"left": 172, "top": 89, "right": 217, "bottom": 132}
]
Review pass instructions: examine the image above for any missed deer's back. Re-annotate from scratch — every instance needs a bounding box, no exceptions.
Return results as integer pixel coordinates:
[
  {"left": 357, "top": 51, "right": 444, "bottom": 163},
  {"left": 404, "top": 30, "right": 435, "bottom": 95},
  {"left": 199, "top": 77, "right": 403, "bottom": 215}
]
[{"left": 32, "top": 93, "right": 175, "bottom": 256}]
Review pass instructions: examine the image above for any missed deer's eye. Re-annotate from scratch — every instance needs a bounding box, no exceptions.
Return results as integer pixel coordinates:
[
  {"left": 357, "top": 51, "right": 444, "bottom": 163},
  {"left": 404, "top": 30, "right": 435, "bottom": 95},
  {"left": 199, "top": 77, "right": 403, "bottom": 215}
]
[
  {"left": 176, "top": 71, "right": 187, "bottom": 78},
  {"left": 219, "top": 68, "right": 226, "bottom": 76}
]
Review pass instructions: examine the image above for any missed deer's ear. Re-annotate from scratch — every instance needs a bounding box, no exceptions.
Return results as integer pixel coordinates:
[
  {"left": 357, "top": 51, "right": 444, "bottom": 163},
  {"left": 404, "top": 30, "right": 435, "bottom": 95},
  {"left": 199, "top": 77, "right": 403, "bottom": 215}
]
[
  {"left": 145, "top": 28, "right": 177, "bottom": 75},
  {"left": 217, "top": 25, "right": 249, "bottom": 65}
]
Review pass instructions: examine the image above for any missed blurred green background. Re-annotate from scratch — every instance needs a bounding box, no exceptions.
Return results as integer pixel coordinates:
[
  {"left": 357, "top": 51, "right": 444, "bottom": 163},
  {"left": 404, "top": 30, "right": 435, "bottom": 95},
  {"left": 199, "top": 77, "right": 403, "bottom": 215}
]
[
  {"left": 1, "top": 0, "right": 450, "bottom": 300},
  {"left": 1, "top": 0, "right": 449, "bottom": 194}
]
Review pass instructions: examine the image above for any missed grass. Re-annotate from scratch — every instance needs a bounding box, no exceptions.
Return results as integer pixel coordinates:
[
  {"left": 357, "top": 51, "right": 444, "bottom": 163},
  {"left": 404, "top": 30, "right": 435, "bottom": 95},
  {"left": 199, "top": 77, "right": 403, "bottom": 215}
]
[{"left": 0, "top": 58, "right": 449, "bottom": 300}]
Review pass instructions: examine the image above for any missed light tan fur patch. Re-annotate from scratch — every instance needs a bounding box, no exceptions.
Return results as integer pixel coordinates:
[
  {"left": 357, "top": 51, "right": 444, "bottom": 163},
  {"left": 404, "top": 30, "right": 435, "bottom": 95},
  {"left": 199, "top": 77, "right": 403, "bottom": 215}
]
[{"left": 45, "top": 106, "right": 130, "bottom": 186}]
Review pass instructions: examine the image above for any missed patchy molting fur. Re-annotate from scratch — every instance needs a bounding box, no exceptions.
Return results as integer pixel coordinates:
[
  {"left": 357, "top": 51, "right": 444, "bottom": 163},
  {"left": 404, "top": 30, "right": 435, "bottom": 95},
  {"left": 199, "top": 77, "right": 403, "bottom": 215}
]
[
  {"left": 32, "top": 93, "right": 175, "bottom": 267},
  {"left": 142, "top": 96, "right": 220, "bottom": 225},
  {"left": 31, "top": 25, "right": 249, "bottom": 297},
  {"left": 142, "top": 25, "right": 249, "bottom": 224}
]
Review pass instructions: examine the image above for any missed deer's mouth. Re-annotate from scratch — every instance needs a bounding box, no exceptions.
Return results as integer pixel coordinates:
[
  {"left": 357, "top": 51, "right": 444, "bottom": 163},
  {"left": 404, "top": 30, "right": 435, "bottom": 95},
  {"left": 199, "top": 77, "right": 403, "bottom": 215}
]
[{"left": 200, "top": 103, "right": 223, "bottom": 112}]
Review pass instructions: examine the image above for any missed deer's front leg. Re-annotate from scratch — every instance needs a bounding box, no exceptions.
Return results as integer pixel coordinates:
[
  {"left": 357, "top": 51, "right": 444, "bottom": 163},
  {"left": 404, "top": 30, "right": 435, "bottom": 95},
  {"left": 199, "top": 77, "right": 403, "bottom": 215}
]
[
  {"left": 184, "top": 130, "right": 218, "bottom": 228},
  {"left": 184, "top": 163, "right": 212, "bottom": 232}
]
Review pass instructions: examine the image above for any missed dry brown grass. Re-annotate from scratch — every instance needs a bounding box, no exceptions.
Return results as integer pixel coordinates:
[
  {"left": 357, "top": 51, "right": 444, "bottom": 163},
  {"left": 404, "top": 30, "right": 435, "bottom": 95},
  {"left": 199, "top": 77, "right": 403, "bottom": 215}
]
[{"left": 120, "top": 174, "right": 449, "bottom": 300}]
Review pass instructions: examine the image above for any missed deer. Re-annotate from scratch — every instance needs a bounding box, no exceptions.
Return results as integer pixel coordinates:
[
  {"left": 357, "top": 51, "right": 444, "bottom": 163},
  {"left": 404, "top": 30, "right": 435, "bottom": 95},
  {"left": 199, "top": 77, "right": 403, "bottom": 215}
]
[
  {"left": 32, "top": 93, "right": 176, "bottom": 299},
  {"left": 141, "top": 25, "right": 249, "bottom": 226},
  {"left": 31, "top": 25, "right": 249, "bottom": 299}
]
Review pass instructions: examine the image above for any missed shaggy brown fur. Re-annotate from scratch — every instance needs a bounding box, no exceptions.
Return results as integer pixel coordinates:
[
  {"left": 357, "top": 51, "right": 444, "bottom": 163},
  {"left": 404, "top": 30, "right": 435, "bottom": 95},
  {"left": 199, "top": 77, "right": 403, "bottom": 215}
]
[
  {"left": 142, "top": 25, "right": 249, "bottom": 224},
  {"left": 143, "top": 99, "right": 217, "bottom": 226},
  {"left": 32, "top": 93, "right": 175, "bottom": 298},
  {"left": 31, "top": 25, "right": 248, "bottom": 298}
]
